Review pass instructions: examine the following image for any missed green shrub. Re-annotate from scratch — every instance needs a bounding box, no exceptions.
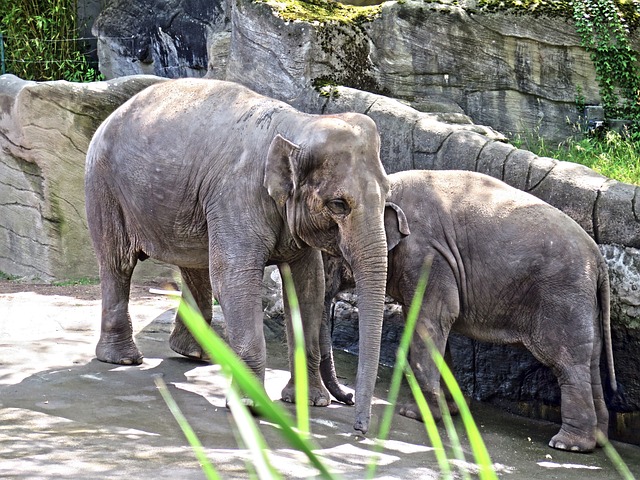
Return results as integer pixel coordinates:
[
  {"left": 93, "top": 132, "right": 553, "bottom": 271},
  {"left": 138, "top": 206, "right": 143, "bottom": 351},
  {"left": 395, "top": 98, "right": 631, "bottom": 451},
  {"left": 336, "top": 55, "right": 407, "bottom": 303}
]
[
  {"left": 0, "top": 0, "right": 102, "bottom": 82},
  {"left": 572, "top": 0, "right": 640, "bottom": 130}
]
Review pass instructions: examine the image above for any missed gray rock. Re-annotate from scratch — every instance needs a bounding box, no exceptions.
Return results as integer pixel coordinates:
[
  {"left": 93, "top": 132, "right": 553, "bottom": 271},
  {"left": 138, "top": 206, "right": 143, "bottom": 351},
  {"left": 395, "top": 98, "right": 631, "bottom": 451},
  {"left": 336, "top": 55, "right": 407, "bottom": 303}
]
[
  {"left": 0, "top": 74, "right": 173, "bottom": 281},
  {"left": 89, "top": 0, "right": 639, "bottom": 144},
  {"left": 224, "top": 0, "right": 636, "bottom": 144},
  {"left": 92, "top": 0, "right": 229, "bottom": 79}
]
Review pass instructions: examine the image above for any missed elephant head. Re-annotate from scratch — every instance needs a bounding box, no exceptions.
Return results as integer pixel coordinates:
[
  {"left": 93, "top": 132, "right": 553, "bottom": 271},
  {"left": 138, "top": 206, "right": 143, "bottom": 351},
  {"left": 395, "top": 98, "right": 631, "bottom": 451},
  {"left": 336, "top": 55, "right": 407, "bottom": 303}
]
[{"left": 264, "top": 113, "right": 390, "bottom": 434}]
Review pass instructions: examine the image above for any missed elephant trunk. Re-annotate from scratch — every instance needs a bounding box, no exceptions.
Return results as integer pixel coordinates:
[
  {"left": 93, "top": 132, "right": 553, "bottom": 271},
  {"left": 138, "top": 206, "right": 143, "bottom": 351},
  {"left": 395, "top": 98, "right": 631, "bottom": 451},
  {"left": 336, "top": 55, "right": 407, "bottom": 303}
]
[{"left": 342, "top": 216, "right": 388, "bottom": 435}]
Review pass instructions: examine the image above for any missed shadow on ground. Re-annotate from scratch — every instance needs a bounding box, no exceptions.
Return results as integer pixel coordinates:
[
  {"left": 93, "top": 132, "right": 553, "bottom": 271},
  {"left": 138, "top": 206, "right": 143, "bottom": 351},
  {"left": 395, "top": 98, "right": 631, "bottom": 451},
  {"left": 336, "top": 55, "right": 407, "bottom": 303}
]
[{"left": 0, "top": 286, "right": 638, "bottom": 479}]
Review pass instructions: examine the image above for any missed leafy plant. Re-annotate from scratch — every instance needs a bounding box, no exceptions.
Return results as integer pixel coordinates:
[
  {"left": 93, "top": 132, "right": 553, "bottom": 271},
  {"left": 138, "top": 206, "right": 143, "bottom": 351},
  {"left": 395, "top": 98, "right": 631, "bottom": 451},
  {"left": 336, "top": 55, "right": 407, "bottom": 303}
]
[
  {"left": 0, "top": 0, "right": 102, "bottom": 82},
  {"left": 573, "top": 0, "right": 640, "bottom": 130}
]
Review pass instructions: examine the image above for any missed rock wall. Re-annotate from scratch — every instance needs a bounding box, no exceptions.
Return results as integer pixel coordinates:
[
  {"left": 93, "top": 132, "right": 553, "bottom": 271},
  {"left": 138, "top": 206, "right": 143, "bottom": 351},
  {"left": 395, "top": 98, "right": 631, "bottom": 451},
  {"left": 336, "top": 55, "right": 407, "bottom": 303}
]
[
  {"left": 224, "top": 0, "right": 607, "bottom": 144},
  {"left": 89, "top": 0, "right": 614, "bottom": 143},
  {"left": 0, "top": 74, "right": 173, "bottom": 281}
]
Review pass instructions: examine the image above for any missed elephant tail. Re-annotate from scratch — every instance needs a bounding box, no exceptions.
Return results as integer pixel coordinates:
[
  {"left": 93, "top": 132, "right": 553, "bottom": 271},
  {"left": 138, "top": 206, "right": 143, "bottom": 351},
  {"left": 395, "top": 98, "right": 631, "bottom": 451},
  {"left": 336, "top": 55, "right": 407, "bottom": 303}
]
[{"left": 599, "top": 261, "right": 617, "bottom": 393}]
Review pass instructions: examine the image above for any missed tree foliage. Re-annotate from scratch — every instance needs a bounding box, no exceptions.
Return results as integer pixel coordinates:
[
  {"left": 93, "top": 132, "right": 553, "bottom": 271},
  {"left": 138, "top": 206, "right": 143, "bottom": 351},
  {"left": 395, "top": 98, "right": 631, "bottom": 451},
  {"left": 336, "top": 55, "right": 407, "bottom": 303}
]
[{"left": 0, "top": 0, "right": 102, "bottom": 82}]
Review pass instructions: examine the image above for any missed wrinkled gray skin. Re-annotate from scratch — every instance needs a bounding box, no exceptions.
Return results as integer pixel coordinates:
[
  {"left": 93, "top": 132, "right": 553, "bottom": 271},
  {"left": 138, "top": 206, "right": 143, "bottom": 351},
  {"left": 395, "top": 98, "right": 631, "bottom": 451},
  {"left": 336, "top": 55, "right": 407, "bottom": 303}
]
[
  {"left": 84, "top": 78, "right": 391, "bottom": 434},
  {"left": 321, "top": 169, "right": 616, "bottom": 452}
]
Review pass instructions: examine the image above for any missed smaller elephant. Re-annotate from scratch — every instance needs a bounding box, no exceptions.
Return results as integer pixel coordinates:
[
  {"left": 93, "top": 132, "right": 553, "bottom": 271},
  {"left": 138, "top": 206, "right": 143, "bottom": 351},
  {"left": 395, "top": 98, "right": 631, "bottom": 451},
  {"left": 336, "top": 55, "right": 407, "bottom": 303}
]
[{"left": 320, "top": 169, "right": 616, "bottom": 453}]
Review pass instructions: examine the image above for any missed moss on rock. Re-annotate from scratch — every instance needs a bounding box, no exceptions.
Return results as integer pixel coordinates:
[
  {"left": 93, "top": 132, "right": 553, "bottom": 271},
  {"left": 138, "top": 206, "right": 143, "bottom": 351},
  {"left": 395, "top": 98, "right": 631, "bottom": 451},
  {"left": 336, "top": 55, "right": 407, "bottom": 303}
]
[{"left": 256, "top": 0, "right": 381, "bottom": 24}]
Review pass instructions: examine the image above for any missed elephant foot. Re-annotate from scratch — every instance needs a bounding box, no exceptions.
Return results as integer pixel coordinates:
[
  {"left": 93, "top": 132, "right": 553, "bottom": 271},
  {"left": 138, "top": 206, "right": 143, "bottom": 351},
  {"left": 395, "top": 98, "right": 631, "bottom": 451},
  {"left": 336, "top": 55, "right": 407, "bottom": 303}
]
[
  {"left": 96, "top": 337, "right": 143, "bottom": 365},
  {"left": 169, "top": 328, "right": 210, "bottom": 361},
  {"left": 399, "top": 401, "right": 446, "bottom": 423},
  {"left": 400, "top": 402, "right": 428, "bottom": 422},
  {"left": 226, "top": 394, "right": 261, "bottom": 416},
  {"left": 549, "top": 428, "right": 596, "bottom": 453},
  {"left": 281, "top": 379, "right": 331, "bottom": 406}
]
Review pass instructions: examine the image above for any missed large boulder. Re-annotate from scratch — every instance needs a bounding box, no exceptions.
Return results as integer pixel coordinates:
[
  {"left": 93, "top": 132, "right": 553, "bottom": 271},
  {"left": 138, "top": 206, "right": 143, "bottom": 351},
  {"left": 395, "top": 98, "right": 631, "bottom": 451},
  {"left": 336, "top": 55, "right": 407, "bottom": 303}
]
[
  {"left": 293, "top": 85, "right": 640, "bottom": 248},
  {"left": 0, "top": 74, "right": 173, "bottom": 281}
]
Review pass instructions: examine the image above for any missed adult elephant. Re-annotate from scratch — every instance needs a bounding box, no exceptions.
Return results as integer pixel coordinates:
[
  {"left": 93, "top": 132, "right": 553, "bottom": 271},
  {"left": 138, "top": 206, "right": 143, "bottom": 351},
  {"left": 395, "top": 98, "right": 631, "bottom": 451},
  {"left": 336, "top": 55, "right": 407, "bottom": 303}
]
[
  {"left": 84, "top": 78, "right": 391, "bottom": 434},
  {"left": 321, "top": 170, "right": 616, "bottom": 452}
]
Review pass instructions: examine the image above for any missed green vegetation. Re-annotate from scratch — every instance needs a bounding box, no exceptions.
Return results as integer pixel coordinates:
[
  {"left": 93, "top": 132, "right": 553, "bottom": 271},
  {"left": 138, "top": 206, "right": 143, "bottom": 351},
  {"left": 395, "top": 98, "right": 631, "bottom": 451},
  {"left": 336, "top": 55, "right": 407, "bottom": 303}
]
[
  {"left": 475, "top": 0, "right": 639, "bottom": 28},
  {"left": 573, "top": 0, "right": 640, "bottom": 132},
  {"left": 0, "top": 271, "right": 20, "bottom": 281},
  {"left": 163, "top": 264, "right": 634, "bottom": 478},
  {"left": 511, "top": 129, "right": 640, "bottom": 185},
  {"left": 475, "top": 0, "right": 573, "bottom": 17},
  {"left": 256, "top": 0, "right": 381, "bottom": 24},
  {"left": 51, "top": 277, "right": 99, "bottom": 287},
  {"left": 164, "top": 264, "right": 500, "bottom": 479},
  {"left": 0, "top": 0, "right": 102, "bottom": 81}
]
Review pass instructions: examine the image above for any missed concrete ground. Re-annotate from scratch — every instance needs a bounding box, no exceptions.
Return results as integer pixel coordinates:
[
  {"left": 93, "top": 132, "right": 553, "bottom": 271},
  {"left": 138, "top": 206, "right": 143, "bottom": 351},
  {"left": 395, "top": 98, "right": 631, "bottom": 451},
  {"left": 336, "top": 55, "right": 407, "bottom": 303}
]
[{"left": 1, "top": 282, "right": 638, "bottom": 479}]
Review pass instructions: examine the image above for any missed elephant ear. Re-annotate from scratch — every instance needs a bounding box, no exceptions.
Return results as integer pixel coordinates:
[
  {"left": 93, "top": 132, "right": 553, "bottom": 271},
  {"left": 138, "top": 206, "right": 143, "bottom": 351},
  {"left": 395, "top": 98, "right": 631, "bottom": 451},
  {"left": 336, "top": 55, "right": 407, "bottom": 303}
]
[
  {"left": 384, "top": 202, "right": 410, "bottom": 251},
  {"left": 264, "top": 134, "right": 300, "bottom": 207}
]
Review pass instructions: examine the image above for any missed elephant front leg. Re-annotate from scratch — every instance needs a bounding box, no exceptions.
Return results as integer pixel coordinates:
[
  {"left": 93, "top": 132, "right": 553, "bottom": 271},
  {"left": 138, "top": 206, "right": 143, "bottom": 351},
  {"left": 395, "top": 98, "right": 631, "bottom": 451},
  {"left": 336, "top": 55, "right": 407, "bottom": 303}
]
[
  {"left": 170, "top": 267, "right": 214, "bottom": 361},
  {"left": 96, "top": 265, "right": 142, "bottom": 365},
  {"left": 211, "top": 261, "right": 268, "bottom": 407},
  {"left": 280, "top": 251, "right": 331, "bottom": 407},
  {"left": 399, "top": 321, "right": 450, "bottom": 422}
]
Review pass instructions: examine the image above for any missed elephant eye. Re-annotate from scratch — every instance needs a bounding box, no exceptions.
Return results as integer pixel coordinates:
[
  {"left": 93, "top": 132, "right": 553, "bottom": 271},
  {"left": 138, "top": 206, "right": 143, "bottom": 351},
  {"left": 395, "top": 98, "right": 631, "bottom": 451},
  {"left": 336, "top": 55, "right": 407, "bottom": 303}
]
[{"left": 326, "top": 198, "right": 350, "bottom": 216}]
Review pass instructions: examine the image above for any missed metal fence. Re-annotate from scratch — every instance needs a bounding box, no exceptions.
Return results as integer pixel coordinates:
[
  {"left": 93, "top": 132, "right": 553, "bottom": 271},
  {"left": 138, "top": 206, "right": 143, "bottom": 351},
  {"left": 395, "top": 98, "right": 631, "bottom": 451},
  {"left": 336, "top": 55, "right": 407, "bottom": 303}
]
[
  {"left": 0, "top": 32, "right": 101, "bottom": 79},
  {"left": 0, "top": 33, "right": 5, "bottom": 75}
]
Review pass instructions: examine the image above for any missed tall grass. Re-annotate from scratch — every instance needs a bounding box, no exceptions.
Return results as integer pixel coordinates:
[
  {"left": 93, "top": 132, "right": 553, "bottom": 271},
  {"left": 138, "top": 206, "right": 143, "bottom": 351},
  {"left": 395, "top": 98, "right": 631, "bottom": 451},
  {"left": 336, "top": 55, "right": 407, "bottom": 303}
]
[
  {"left": 165, "top": 284, "right": 335, "bottom": 479},
  {"left": 156, "top": 265, "right": 497, "bottom": 478},
  {"left": 511, "top": 129, "right": 640, "bottom": 186},
  {"left": 366, "top": 260, "right": 497, "bottom": 480},
  {"left": 155, "top": 264, "right": 633, "bottom": 478}
]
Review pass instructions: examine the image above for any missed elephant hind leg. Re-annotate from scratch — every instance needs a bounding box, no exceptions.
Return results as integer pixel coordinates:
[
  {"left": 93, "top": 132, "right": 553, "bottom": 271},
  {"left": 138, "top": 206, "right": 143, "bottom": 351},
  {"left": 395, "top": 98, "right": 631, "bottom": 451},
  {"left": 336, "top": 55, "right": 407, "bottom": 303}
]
[
  {"left": 548, "top": 362, "right": 598, "bottom": 452},
  {"left": 527, "top": 307, "right": 600, "bottom": 452},
  {"left": 537, "top": 338, "right": 598, "bottom": 452},
  {"left": 95, "top": 265, "right": 141, "bottom": 364},
  {"left": 170, "top": 267, "right": 214, "bottom": 360}
]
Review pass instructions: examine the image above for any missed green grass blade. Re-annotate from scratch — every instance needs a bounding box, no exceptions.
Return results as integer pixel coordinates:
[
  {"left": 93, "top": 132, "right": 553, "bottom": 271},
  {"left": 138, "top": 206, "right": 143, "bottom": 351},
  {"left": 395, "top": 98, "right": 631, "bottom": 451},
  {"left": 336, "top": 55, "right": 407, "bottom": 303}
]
[
  {"left": 366, "top": 259, "right": 432, "bottom": 479},
  {"left": 154, "top": 376, "right": 221, "bottom": 480},
  {"left": 403, "top": 366, "right": 453, "bottom": 479},
  {"left": 436, "top": 393, "right": 471, "bottom": 480},
  {"left": 227, "top": 384, "right": 283, "bottom": 480},
  {"left": 177, "top": 296, "right": 338, "bottom": 479},
  {"left": 596, "top": 431, "right": 636, "bottom": 480},
  {"left": 420, "top": 331, "right": 497, "bottom": 480},
  {"left": 280, "top": 264, "right": 310, "bottom": 437}
]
